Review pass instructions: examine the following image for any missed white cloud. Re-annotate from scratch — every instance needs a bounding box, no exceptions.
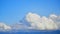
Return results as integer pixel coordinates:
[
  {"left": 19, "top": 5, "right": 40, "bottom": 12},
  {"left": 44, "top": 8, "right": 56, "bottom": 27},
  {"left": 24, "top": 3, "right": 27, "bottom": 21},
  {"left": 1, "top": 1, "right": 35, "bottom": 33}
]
[
  {"left": 26, "top": 12, "right": 45, "bottom": 30},
  {"left": 26, "top": 12, "right": 60, "bottom": 30},
  {"left": 41, "top": 16, "right": 58, "bottom": 30},
  {"left": 26, "top": 12, "right": 41, "bottom": 23},
  {"left": 0, "top": 22, "right": 11, "bottom": 31}
]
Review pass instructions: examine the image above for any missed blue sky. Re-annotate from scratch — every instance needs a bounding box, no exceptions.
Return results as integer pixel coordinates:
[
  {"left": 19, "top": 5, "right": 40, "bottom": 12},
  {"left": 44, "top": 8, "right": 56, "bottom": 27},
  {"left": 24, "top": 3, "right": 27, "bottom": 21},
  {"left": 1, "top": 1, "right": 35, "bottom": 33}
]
[{"left": 0, "top": 0, "right": 60, "bottom": 25}]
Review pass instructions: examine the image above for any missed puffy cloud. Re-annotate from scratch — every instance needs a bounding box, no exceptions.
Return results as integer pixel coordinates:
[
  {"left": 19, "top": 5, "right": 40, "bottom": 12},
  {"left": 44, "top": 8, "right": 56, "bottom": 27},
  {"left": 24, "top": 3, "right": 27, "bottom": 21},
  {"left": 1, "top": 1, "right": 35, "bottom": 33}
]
[
  {"left": 41, "top": 16, "right": 58, "bottom": 30},
  {"left": 0, "top": 22, "right": 11, "bottom": 31},
  {"left": 26, "top": 12, "right": 60, "bottom": 30},
  {"left": 26, "top": 12, "right": 45, "bottom": 30}
]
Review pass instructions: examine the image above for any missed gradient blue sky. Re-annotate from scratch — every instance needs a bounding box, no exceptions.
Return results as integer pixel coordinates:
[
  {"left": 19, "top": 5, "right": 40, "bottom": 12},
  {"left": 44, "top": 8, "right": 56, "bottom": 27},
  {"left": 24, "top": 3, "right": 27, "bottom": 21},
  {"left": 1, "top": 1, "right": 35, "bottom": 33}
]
[{"left": 0, "top": 0, "right": 60, "bottom": 25}]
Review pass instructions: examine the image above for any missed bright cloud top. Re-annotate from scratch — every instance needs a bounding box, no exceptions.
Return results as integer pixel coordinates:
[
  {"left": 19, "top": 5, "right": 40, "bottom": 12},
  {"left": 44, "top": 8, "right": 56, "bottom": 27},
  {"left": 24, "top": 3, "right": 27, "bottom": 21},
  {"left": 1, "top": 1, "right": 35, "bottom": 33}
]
[{"left": 0, "top": 12, "right": 60, "bottom": 31}]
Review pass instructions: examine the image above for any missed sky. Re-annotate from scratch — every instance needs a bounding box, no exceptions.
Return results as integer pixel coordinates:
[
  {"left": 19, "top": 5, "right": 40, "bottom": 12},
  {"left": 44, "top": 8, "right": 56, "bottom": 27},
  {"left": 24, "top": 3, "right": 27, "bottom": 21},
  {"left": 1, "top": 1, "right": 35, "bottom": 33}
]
[{"left": 0, "top": 0, "right": 60, "bottom": 25}]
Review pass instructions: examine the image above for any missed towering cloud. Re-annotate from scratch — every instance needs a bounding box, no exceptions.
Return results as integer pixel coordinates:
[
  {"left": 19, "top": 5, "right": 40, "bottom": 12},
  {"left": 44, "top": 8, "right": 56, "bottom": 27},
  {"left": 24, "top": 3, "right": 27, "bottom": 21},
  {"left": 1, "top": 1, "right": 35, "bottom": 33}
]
[
  {"left": 26, "top": 12, "right": 59, "bottom": 30},
  {"left": 26, "top": 12, "right": 45, "bottom": 30}
]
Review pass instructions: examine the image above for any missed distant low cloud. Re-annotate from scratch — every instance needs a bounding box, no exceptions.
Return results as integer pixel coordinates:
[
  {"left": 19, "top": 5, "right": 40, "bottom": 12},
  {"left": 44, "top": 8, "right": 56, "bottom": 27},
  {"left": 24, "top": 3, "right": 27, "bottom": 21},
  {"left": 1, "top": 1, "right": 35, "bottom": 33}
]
[{"left": 0, "top": 22, "right": 11, "bottom": 31}]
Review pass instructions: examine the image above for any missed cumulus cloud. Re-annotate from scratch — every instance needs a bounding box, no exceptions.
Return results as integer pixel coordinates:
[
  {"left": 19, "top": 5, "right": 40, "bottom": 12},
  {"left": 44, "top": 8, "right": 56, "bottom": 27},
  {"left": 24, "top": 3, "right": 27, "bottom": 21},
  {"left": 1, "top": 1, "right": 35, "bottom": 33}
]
[
  {"left": 26, "top": 12, "right": 45, "bottom": 30},
  {"left": 26, "top": 12, "right": 60, "bottom": 30}
]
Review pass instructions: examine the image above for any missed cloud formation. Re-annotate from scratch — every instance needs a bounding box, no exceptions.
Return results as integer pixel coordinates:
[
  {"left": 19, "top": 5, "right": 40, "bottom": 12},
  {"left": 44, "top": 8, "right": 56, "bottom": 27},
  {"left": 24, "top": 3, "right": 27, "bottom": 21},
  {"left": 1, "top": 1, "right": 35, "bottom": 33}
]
[
  {"left": 0, "top": 12, "right": 60, "bottom": 31},
  {"left": 26, "top": 12, "right": 60, "bottom": 30}
]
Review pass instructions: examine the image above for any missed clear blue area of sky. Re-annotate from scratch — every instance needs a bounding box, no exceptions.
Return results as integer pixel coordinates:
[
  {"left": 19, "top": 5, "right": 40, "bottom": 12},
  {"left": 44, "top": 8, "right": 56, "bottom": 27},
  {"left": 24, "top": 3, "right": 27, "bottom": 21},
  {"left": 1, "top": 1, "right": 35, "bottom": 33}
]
[{"left": 0, "top": 0, "right": 60, "bottom": 25}]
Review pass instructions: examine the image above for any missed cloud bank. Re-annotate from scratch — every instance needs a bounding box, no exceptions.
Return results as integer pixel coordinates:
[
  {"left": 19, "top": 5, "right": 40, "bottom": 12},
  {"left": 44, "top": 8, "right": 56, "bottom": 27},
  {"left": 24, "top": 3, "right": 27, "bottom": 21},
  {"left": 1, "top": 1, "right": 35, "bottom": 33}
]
[
  {"left": 0, "top": 12, "right": 60, "bottom": 31},
  {"left": 26, "top": 12, "right": 60, "bottom": 30}
]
